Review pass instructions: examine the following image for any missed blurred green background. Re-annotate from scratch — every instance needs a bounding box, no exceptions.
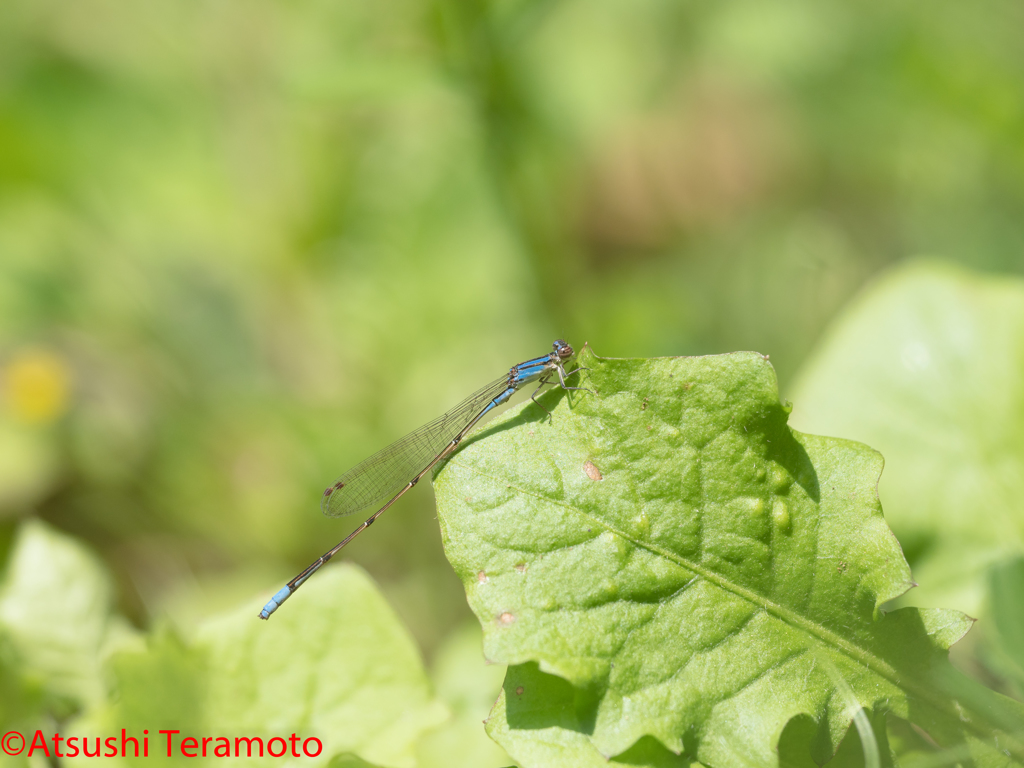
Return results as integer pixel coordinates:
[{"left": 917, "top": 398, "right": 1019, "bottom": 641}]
[{"left": 1, "top": 0, "right": 1023, "bottom": 686}]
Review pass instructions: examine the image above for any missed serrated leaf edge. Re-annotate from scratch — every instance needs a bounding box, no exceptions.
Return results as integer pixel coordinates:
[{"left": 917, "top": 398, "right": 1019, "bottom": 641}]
[{"left": 448, "top": 456, "right": 1018, "bottom": 757}]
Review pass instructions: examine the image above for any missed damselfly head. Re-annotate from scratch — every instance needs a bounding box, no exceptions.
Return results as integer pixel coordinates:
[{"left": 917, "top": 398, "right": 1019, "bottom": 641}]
[{"left": 553, "top": 339, "right": 574, "bottom": 360}]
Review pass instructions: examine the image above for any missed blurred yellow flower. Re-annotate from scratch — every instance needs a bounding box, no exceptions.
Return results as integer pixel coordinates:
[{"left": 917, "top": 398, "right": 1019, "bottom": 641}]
[{"left": 3, "top": 349, "right": 72, "bottom": 425}]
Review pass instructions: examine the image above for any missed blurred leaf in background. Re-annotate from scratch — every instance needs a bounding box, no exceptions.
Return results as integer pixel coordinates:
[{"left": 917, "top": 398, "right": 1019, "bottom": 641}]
[
  {"left": 70, "top": 563, "right": 449, "bottom": 768},
  {"left": 0, "top": 521, "right": 134, "bottom": 717},
  {"left": 0, "top": 520, "right": 456, "bottom": 768},
  {"left": 790, "top": 263, "right": 1024, "bottom": 617},
  {"left": 0, "top": 522, "right": 135, "bottom": 768}
]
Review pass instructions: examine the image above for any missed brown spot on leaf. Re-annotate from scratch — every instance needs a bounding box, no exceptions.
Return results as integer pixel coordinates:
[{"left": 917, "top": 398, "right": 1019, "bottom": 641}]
[
  {"left": 498, "top": 612, "right": 515, "bottom": 625},
  {"left": 477, "top": 571, "right": 488, "bottom": 583},
  {"left": 583, "top": 460, "right": 603, "bottom": 481},
  {"left": 515, "top": 686, "right": 525, "bottom": 696}
]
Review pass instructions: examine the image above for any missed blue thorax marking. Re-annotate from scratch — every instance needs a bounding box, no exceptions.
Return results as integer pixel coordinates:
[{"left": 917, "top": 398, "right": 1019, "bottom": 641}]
[
  {"left": 513, "top": 363, "right": 550, "bottom": 384},
  {"left": 518, "top": 354, "right": 551, "bottom": 369}
]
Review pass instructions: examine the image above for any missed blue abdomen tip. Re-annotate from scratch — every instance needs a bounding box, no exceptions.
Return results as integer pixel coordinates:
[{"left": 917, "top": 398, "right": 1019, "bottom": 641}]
[{"left": 258, "top": 586, "right": 293, "bottom": 620}]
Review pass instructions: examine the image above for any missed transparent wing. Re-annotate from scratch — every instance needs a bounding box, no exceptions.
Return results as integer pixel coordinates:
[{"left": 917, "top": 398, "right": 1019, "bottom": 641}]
[{"left": 321, "top": 374, "right": 512, "bottom": 518}]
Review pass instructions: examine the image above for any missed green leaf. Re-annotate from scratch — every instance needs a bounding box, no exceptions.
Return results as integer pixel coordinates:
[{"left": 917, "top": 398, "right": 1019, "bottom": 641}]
[
  {"left": 0, "top": 629, "right": 44, "bottom": 768},
  {"left": 0, "top": 520, "right": 123, "bottom": 710},
  {"left": 486, "top": 662, "right": 698, "bottom": 768},
  {"left": 67, "top": 565, "right": 447, "bottom": 768},
  {"left": 777, "top": 707, "right": 894, "bottom": 768},
  {"left": 434, "top": 346, "right": 1024, "bottom": 766},
  {"left": 789, "top": 262, "right": 1024, "bottom": 614}
]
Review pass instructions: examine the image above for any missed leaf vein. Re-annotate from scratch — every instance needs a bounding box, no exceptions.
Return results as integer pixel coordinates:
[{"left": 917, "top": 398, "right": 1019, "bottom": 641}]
[{"left": 449, "top": 458, "right": 966, "bottom": 725}]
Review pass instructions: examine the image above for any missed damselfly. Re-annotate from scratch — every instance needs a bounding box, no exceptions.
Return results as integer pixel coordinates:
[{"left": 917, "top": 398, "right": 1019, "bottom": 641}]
[{"left": 259, "top": 339, "right": 587, "bottom": 619}]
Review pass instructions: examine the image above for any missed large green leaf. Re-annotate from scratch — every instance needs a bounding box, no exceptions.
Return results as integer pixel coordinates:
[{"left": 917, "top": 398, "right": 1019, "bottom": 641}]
[
  {"left": 0, "top": 520, "right": 126, "bottom": 711},
  {"left": 66, "top": 565, "right": 447, "bottom": 768},
  {"left": 789, "top": 262, "right": 1024, "bottom": 614},
  {"left": 0, "top": 521, "right": 130, "bottom": 768},
  {"left": 434, "top": 346, "right": 1024, "bottom": 766}
]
